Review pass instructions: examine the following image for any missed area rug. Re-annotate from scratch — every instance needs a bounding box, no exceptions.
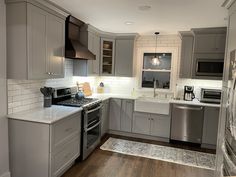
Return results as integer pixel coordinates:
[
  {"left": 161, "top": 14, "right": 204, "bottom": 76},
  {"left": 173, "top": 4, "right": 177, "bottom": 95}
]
[{"left": 100, "top": 138, "right": 216, "bottom": 170}]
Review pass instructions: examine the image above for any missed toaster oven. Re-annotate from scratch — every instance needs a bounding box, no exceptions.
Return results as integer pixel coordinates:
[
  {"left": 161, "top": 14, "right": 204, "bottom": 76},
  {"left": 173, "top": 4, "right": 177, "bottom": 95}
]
[{"left": 200, "top": 88, "right": 222, "bottom": 104}]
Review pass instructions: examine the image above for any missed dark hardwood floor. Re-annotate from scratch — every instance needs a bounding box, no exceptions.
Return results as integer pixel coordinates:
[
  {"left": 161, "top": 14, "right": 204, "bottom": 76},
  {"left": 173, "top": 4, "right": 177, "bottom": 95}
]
[{"left": 61, "top": 134, "right": 215, "bottom": 177}]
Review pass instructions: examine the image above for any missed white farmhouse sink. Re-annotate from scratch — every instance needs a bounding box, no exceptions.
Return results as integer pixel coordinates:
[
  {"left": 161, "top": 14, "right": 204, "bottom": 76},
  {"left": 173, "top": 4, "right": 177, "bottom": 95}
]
[{"left": 134, "top": 97, "right": 170, "bottom": 115}]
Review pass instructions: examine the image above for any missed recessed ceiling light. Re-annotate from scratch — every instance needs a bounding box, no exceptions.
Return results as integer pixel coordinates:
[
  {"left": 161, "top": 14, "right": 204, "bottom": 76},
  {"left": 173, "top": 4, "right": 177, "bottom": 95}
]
[
  {"left": 138, "top": 5, "right": 151, "bottom": 11},
  {"left": 125, "top": 21, "right": 134, "bottom": 25}
]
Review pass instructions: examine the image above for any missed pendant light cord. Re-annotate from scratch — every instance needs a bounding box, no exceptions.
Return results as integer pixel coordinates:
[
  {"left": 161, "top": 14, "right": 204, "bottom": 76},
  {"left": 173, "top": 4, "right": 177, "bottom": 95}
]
[{"left": 154, "top": 32, "right": 159, "bottom": 58}]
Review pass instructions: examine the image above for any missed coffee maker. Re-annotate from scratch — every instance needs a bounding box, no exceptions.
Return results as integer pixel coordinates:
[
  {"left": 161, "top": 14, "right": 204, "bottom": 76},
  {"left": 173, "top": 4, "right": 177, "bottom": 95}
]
[{"left": 184, "top": 86, "right": 195, "bottom": 101}]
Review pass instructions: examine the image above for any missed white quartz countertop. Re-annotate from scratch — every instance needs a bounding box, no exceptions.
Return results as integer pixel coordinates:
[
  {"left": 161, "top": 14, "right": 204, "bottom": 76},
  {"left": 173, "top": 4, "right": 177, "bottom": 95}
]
[
  {"left": 7, "top": 105, "right": 83, "bottom": 124},
  {"left": 89, "top": 93, "right": 221, "bottom": 108},
  {"left": 88, "top": 93, "right": 138, "bottom": 101},
  {"left": 169, "top": 99, "right": 221, "bottom": 108}
]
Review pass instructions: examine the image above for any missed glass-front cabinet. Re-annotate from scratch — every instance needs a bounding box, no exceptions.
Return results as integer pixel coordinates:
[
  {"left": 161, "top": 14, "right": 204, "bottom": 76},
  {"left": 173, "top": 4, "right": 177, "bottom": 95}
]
[
  {"left": 100, "top": 38, "right": 115, "bottom": 75},
  {"left": 142, "top": 53, "right": 172, "bottom": 89}
]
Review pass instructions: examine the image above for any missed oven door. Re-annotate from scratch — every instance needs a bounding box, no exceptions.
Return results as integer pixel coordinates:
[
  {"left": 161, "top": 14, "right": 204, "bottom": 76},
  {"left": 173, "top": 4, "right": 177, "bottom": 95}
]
[{"left": 82, "top": 105, "right": 102, "bottom": 160}]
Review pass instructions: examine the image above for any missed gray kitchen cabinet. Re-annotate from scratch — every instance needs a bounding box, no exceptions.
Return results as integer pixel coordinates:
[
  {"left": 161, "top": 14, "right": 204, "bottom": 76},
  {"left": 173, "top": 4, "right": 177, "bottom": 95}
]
[
  {"left": 120, "top": 99, "right": 134, "bottom": 132},
  {"left": 87, "top": 31, "right": 100, "bottom": 76},
  {"left": 192, "top": 28, "right": 227, "bottom": 54},
  {"left": 150, "top": 114, "right": 171, "bottom": 138},
  {"left": 9, "top": 111, "right": 81, "bottom": 177},
  {"left": 132, "top": 112, "right": 150, "bottom": 135},
  {"left": 202, "top": 107, "right": 220, "bottom": 146},
  {"left": 179, "top": 32, "right": 194, "bottom": 78},
  {"left": 132, "top": 112, "right": 171, "bottom": 139},
  {"left": 115, "top": 37, "right": 135, "bottom": 77},
  {"left": 101, "top": 99, "right": 110, "bottom": 137},
  {"left": 100, "top": 38, "right": 115, "bottom": 76},
  {"left": 6, "top": 0, "right": 67, "bottom": 80},
  {"left": 109, "top": 98, "right": 122, "bottom": 131}
]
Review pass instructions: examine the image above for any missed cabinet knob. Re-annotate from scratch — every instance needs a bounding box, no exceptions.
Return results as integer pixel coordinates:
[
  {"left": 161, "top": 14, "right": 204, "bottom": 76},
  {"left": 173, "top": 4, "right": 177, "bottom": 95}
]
[{"left": 46, "top": 72, "right": 51, "bottom": 75}]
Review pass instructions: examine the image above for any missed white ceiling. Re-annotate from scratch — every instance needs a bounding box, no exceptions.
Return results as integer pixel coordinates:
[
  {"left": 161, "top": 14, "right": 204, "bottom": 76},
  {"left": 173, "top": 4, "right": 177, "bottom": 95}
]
[{"left": 51, "top": 0, "right": 228, "bottom": 35}]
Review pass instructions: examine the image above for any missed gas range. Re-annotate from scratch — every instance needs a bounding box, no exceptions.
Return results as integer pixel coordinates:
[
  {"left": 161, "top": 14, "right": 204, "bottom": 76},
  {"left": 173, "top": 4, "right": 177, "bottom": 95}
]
[
  {"left": 51, "top": 87, "right": 101, "bottom": 108},
  {"left": 56, "top": 97, "right": 101, "bottom": 108}
]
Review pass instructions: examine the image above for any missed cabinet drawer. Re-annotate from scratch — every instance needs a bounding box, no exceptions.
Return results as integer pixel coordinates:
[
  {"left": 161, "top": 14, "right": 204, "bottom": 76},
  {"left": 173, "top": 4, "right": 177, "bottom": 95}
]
[
  {"left": 51, "top": 135, "right": 80, "bottom": 177},
  {"left": 51, "top": 113, "right": 81, "bottom": 149}
]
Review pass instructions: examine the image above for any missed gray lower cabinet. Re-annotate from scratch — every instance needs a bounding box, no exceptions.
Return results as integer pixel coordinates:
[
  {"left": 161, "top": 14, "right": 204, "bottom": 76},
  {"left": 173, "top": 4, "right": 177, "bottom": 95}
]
[
  {"left": 179, "top": 32, "right": 194, "bottom": 78},
  {"left": 6, "top": 0, "right": 66, "bottom": 80},
  {"left": 109, "top": 98, "right": 122, "bottom": 130},
  {"left": 9, "top": 112, "right": 81, "bottom": 177},
  {"left": 150, "top": 114, "right": 171, "bottom": 138},
  {"left": 120, "top": 99, "right": 134, "bottom": 132},
  {"left": 115, "top": 37, "right": 135, "bottom": 77},
  {"left": 132, "top": 112, "right": 150, "bottom": 135},
  {"left": 109, "top": 98, "right": 134, "bottom": 132},
  {"left": 132, "top": 112, "right": 171, "bottom": 138},
  {"left": 101, "top": 99, "right": 110, "bottom": 136},
  {"left": 202, "top": 107, "right": 220, "bottom": 146}
]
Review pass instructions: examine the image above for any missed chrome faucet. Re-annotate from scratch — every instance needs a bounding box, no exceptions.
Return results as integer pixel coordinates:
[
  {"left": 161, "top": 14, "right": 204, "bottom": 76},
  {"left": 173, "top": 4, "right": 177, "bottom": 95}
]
[{"left": 154, "top": 80, "right": 157, "bottom": 97}]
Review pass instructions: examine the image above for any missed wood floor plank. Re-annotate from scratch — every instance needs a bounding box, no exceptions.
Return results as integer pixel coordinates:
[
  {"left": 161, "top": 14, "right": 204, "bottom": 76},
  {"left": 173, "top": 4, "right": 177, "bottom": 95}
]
[{"left": 61, "top": 135, "right": 215, "bottom": 177}]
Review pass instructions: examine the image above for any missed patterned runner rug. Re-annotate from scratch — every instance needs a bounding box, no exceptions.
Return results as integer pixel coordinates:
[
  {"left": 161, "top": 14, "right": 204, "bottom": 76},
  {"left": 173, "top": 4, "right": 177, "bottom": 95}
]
[{"left": 100, "top": 138, "right": 216, "bottom": 170}]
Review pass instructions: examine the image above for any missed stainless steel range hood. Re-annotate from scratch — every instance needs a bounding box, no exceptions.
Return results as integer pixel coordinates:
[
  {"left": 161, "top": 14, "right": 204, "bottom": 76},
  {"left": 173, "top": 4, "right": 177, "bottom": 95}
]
[{"left": 65, "top": 15, "right": 95, "bottom": 60}]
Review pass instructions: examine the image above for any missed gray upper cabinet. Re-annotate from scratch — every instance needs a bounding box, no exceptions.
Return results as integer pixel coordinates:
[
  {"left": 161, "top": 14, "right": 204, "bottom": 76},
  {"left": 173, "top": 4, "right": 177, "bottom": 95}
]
[
  {"left": 202, "top": 107, "right": 220, "bottom": 147},
  {"left": 179, "top": 32, "right": 194, "bottom": 78},
  {"left": 115, "top": 36, "right": 135, "bottom": 77},
  {"left": 6, "top": 0, "right": 67, "bottom": 80},
  {"left": 87, "top": 31, "right": 100, "bottom": 76},
  {"left": 192, "top": 27, "right": 227, "bottom": 54},
  {"left": 100, "top": 38, "right": 115, "bottom": 76}
]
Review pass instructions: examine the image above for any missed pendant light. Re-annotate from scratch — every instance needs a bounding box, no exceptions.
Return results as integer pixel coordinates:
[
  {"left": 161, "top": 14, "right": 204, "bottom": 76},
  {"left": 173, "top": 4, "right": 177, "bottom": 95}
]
[{"left": 151, "top": 32, "right": 160, "bottom": 66}]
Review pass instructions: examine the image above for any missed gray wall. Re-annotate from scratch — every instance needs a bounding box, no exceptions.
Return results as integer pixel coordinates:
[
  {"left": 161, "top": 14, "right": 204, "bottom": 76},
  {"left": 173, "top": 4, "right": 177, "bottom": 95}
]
[{"left": 0, "top": 0, "right": 10, "bottom": 176}]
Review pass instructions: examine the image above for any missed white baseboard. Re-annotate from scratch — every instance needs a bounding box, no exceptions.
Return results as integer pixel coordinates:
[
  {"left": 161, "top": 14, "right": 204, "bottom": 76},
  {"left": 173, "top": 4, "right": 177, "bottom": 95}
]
[{"left": 0, "top": 172, "right": 11, "bottom": 177}]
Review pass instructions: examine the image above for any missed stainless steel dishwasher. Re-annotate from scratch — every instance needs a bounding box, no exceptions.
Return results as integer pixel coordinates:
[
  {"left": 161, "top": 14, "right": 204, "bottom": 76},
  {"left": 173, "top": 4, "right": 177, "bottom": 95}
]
[{"left": 170, "top": 104, "right": 204, "bottom": 144}]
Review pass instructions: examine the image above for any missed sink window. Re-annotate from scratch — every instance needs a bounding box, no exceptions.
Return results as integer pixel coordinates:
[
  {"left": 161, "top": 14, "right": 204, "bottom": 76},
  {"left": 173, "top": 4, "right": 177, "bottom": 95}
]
[{"left": 142, "top": 53, "right": 172, "bottom": 89}]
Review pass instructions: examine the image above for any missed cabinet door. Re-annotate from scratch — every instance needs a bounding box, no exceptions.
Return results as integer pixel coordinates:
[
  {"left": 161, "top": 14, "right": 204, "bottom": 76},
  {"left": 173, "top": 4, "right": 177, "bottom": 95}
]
[
  {"left": 132, "top": 112, "right": 150, "bottom": 135},
  {"left": 179, "top": 35, "right": 194, "bottom": 78},
  {"left": 115, "top": 39, "right": 134, "bottom": 77},
  {"left": 87, "top": 32, "right": 100, "bottom": 76},
  {"left": 120, "top": 99, "right": 134, "bottom": 132},
  {"left": 100, "top": 38, "right": 115, "bottom": 76},
  {"left": 47, "top": 14, "right": 65, "bottom": 78},
  {"left": 109, "top": 98, "right": 121, "bottom": 130},
  {"left": 150, "top": 114, "right": 171, "bottom": 138},
  {"left": 202, "top": 107, "right": 220, "bottom": 145},
  {"left": 27, "top": 4, "right": 49, "bottom": 79},
  {"left": 101, "top": 100, "right": 110, "bottom": 136},
  {"left": 194, "top": 34, "right": 216, "bottom": 53},
  {"left": 215, "top": 34, "right": 226, "bottom": 53}
]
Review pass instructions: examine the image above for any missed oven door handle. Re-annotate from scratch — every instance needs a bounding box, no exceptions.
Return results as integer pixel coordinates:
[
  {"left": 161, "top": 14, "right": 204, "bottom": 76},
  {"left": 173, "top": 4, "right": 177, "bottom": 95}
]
[
  {"left": 85, "top": 105, "right": 102, "bottom": 114},
  {"left": 85, "top": 121, "right": 101, "bottom": 132}
]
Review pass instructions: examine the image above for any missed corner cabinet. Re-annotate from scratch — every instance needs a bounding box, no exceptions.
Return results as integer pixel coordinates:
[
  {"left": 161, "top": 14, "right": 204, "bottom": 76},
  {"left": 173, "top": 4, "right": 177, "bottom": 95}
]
[
  {"left": 100, "top": 38, "right": 115, "bottom": 76},
  {"left": 109, "top": 98, "right": 134, "bottom": 132},
  {"left": 115, "top": 36, "right": 135, "bottom": 77},
  {"left": 6, "top": 1, "right": 67, "bottom": 80},
  {"left": 87, "top": 31, "right": 100, "bottom": 76}
]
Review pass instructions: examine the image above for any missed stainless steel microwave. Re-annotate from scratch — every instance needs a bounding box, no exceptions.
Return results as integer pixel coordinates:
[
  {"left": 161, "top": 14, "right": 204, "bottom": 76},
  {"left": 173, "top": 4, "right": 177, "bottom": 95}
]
[{"left": 195, "top": 58, "right": 224, "bottom": 77}]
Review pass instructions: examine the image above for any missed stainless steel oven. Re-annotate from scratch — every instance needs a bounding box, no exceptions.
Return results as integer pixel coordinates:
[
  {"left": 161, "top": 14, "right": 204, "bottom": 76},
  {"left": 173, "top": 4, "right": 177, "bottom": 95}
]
[{"left": 82, "top": 103, "right": 102, "bottom": 160}]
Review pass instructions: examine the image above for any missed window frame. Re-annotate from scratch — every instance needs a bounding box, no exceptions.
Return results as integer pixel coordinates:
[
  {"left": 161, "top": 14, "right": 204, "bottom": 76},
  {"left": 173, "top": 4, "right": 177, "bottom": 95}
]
[{"left": 137, "top": 47, "right": 178, "bottom": 93}]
